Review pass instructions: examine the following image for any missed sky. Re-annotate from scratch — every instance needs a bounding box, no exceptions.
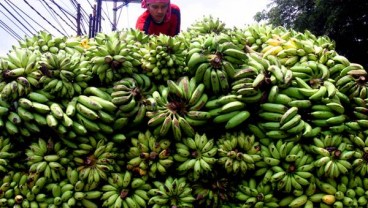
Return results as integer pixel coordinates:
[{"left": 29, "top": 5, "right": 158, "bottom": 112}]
[{"left": 0, "top": 0, "right": 271, "bottom": 55}]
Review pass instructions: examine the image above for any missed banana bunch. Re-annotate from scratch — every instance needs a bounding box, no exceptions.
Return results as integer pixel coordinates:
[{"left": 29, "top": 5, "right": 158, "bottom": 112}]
[
  {"left": 242, "top": 24, "right": 274, "bottom": 52},
  {"left": 174, "top": 133, "right": 217, "bottom": 181},
  {"left": 185, "top": 15, "right": 227, "bottom": 36},
  {"left": 100, "top": 171, "right": 151, "bottom": 208},
  {"left": 86, "top": 31, "right": 137, "bottom": 84},
  {"left": 139, "top": 34, "right": 188, "bottom": 82},
  {"left": 0, "top": 48, "right": 41, "bottom": 101},
  {"left": 38, "top": 50, "right": 91, "bottom": 98},
  {"left": 25, "top": 138, "right": 70, "bottom": 182},
  {"left": 146, "top": 76, "right": 211, "bottom": 140},
  {"left": 308, "top": 133, "right": 355, "bottom": 178},
  {"left": 334, "top": 63, "right": 368, "bottom": 100},
  {"left": 186, "top": 34, "right": 247, "bottom": 95},
  {"left": 148, "top": 177, "right": 195, "bottom": 207},
  {"left": 1, "top": 91, "right": 59, "bottom": 137},
  {"left": 256, "top": 100, "right": 308, "bottom": 141},
  {"left": 191, "top": 175, "right": 233, "bottom": 208},
  {"left": 235, "top": 177, "right": 279, "bottom": 207},
  {"left": 73, "top": 137, "right": 119, "bottom": 188},
  {"left": 125, "top": 130, "right": 173, "bottom": 178},
  {"left": 205, "top": 94, "right": 250, "bottom": 129},
  {"left": 42, "top": 178, "right": 101, "bottom": 208},
  {"left": 118, "top": 28, "right": 147, "bottom": 67},
  {"left": 277, "top": 181, "right": 333, "bottom": 208},
  {"left": 345, "top": 97, "right": 368, "bottom": 131},
  {"left": 0, "top": 137, "right": 20, "bottom": 172},
  {"left": 328, "top": 173, "right": 368, "bottom": 207},
  {"left": 111, "top": 73, "right": 156, "bottom": 129},
  {"left": 344, "top": 133, "right": 368, "bottom": 177},
  {"left": 0, "top": 171, "right": 44, "bottom": 207},
  {"left": 308, "top": 101, "right": 346, "bottom": 133},
  {"left": 258, "top": 140, "right": 315, "bottom": 193},
  {"left": 229, "top": 67, "right": 265, "bottom": 104},
  {"left": 62, "top": 94, "right": 117, "bottom": 136},
  {"left": 216, "top": 132, "right": 262, "bottom": 174},
  {"left": 15, "top": 31, "right": 80, "bottom": 54}
]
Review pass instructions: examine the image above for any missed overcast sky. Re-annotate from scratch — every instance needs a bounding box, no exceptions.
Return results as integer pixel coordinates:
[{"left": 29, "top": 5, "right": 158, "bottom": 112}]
[{"left": 0, "top": 0, "right": 271, "bottom": 55}]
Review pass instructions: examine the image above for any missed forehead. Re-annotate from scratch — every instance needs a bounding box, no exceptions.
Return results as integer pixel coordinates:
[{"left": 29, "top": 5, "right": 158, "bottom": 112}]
[{"left": 148, "top": 2, "right": 168, "bottom": 7}]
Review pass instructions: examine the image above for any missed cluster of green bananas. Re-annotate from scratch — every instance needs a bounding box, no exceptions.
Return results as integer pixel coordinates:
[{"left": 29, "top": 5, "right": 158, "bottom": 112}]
[
  {"left": 0, "top": 171, "right": 44, "bottom": 207},
  {"left": 256, "top": 100, "right": 308, "bottom": 141},
  {"left": 307, "top": 132, "right": 355, "bottom": 179},
  {"left": 205, "top": 94, "right": 250, "bottom": 129},
  {"left": 146, "top": 76, "right": 211, "bottom": 140},
  {"left": 191, "top": 175, "right": 233, "bottom": 207},
  {"left": 0, "top": 48, "right": 41, "bottom": 101},
  {"left": 235, "top": 178, "right": 279, "bottom": 207},
  {"left": 257, "top": 140, "right": 315, "bottom": 193},
  {"left": 242, "top": 24, "right": 274, "bottom": 52},
  {"left": 348, "top": 133, "right": 368, "bottom": 176},
  {"left": 38, "top": 50, "right": 92, "bottom": 98},
  {"left": 72, "top": 137, "right": 121, "bottom": 188},
  {"left": 41, "top": 178, "right": 102, "bottom": 208},
  {"left": 111, "top": 73, "right": 156, "bottom": 129},
  {"left": 186, "top": 33, "right": 247, "bottom": 95},
  {"left": 15, "top": 31, "right": 85, "bottom": 54},
  {"left": 125, "top": 130, "right": 173, "bottom": 178},
  {"left": 345, "top": 97, "right": 368, "bottom": 132},
  {"left": 100, "top": 171, "right": 151, "bottom": 208},
  {"left": 260, "top": 27, "right": 336, "bottom": 66},
  {"left": 0, "top": 137, "right": 19, "bottom": 172},
  {"left": 216, "top": 132, "right": 262, "bottom": 175},
  {"left": 174, "top": 133, "right": 217, "bottom": 181},
  {"left": 86, "top": 31, "right": 137, "bottom": 84},
  {"left": 139, "top": 34, "right": 188, "bottom": 82},
  {"left": 0, "top": 91, "right": 51, "bottom": 136},
  {"left": 334, "top": 63, "right": 368, "bottom": 99},
  {"left": 148, "top": 177, "right": 195, "bottom": 207},
  {"left": 61, "top": 92, "right": 119, "bottom": 138},
  {"left": 185, "top": 15, "right": 228, "bottom": 36},
  {"left": 25, "top": 138, "right": 69, "bottom": 181}
]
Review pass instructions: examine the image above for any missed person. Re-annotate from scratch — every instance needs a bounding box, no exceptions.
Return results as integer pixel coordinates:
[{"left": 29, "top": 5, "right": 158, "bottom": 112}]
[{"left": 136, "top": 0, "right": 181, "bottom": 36}]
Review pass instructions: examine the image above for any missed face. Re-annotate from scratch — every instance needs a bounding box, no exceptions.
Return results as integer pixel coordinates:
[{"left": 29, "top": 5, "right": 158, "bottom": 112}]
[{"left": 147, "top": 3, "right": 169, "bottom": 23}]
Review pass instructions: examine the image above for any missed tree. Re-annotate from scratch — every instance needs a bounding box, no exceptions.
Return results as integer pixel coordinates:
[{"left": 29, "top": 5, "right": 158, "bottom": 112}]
[{"left": 255, "top": 0, "right": 368, "bottom": 67}]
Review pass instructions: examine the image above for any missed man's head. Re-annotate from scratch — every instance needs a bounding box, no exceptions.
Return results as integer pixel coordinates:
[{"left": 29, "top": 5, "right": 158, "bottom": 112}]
[{"left": 142, "top": 0, "right": 170, "bottom": 23}]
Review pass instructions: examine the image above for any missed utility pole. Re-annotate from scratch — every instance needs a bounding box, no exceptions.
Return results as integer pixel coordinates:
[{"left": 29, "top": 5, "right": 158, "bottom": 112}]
[
  {"left": 102, "top": 0, "right": 140, "bottom": 32},
  {"left": 77, "top": 4, "right": 81, "bottom": 36}
]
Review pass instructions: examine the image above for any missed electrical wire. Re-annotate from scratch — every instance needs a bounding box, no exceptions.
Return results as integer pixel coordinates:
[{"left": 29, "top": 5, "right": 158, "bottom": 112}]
[
  {"left": 39, "top": 0, "right": 70, "bottom": 35},
  {"left": 49, "top": 0, "right": 78, "bottom": 27},
  {"left": 0, "top": 2, "right": 34, "bottom": 36},
  {"left": 4, "top": 0, "right": 51, "bottom": 33},
  {"left": 41, "top": 0, "right": 76, "bottom": 34},
  {"left": 3, "top": 0, "right": 38, "bottom": 34},
  {"left": 0, "top": 20, "right": 22, "bottom": 40},
  {"left": 23, "top": 0, "right": 66, "bottom": 35}
]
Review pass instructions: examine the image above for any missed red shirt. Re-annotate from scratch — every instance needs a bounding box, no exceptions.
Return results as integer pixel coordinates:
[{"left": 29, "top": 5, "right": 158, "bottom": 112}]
[{"left": 136, "top": 4, "right": 181, "bottom": 36}]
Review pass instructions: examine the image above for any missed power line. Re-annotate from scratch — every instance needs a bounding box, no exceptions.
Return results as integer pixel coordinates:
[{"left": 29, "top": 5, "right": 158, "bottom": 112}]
[
  {"left": 0, "top": 2, "right": 34, "bottom": 36},
  {"left": 45, "top": 0, "right": 77, "bottom": 29},
  {"left": 4, "top": 0, "right": 38, "bottom": 34},
  {"left": 23, "top": 0, "right": 67, "bottom": 36},
  {"left": 0, "top": 5, "right": 31, "bottom": 37},
  {"left": 4, "top": 0, "right": 51, "bottom": 34},
  {"left": 40, "top": 0, "right": 76, "bottom": 35},
  {"left": 0, "top": 20, "right": 22, "bottom": 40}
]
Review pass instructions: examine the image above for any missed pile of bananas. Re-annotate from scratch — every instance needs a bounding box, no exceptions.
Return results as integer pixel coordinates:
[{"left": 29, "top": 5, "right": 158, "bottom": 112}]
[{"left": 2, "top": 15, "right": 368, "bottom": 207}]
